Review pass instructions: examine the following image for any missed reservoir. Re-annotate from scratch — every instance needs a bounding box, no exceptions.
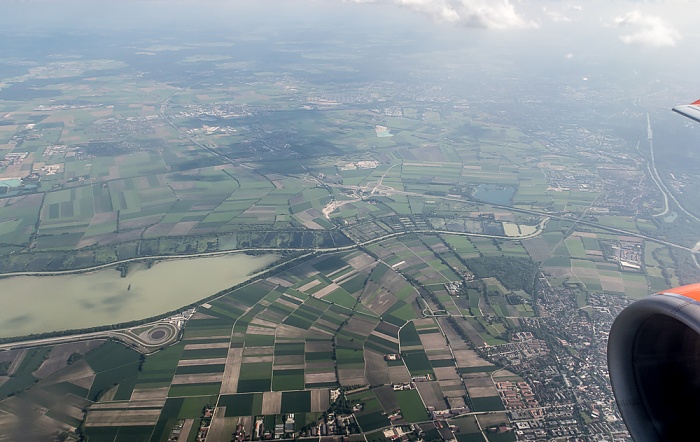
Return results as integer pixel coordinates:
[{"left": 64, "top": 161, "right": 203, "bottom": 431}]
[
  {"left": 473, "top": 184, "right": 515, "bottom": 206},
  {"left": 0, "top": 253, "right": 279, "bottom": 338}
]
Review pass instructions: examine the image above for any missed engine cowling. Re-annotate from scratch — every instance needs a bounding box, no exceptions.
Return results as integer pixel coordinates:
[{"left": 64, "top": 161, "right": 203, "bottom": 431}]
[{"left": 608, "top": 283, "right": 700, "bottom": 441}]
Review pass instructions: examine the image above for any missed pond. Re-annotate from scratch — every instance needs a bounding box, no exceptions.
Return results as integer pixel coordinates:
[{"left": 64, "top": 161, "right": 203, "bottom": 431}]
[{"left": 473, "top": 184, "right": 515, "bottom": 206}]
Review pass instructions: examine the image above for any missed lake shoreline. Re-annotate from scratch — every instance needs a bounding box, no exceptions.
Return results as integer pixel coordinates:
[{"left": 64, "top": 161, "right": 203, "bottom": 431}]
[{"left": 0, "top": 253, "right": 281, "bottom": 338}]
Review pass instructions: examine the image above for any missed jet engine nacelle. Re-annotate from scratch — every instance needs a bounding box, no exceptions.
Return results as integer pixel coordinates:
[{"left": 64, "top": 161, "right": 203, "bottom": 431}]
[{"left": 608, "top": 283, "right": 700, "bottom": 441}]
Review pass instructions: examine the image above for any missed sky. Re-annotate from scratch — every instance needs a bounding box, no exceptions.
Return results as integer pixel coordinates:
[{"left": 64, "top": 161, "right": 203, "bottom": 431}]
[
  {"left": 3, "top": 0, "right": 697, "bottom": 50},
  {"left": 1, "top": 0, "right": 698, "bottom": 101},
  {"left": 1, "top": 1, "right": 698, "bottom": 164}
]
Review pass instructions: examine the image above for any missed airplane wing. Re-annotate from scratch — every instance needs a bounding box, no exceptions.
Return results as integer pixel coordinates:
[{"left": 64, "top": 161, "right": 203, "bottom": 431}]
[{"left": 672, "top": 99, "right": 700, "bottom": 123}]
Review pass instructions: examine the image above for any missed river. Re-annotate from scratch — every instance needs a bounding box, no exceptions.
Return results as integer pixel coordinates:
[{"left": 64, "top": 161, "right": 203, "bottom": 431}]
[{"left": 0, "top": 253, "right": 279, "bottom": 338}]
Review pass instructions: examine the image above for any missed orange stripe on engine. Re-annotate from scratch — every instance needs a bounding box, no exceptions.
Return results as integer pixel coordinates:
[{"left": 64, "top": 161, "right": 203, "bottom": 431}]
[{"left": 662, "top": 283, "right": 700, "bottom": 302}]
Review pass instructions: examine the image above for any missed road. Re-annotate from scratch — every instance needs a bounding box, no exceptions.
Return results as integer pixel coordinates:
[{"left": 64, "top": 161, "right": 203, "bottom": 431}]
[
  {"left": 160, "top": 89, "right": 256, "bottom": 171},
  {"left": 0, "top": 252, "right": 318, "bottom": 351},
  {"left": 160, "top": 94, "right": 231, "bottom": 163},
  {"left": 158, "top": 92, "right": 697, "bottom": 256},
  {"left": 646, "top": 112, "right": 700, "bottom": 223},
  {"left": 0, "top": 222, "right": 550, "bottom": 279},
  {"left": 5, "top": 144, "right": 699, "bottom": 347},
  {"left": 321, "top": 164, "right": 398, "bottom": 219},
  {"left": 0, "top": 220, "right": 551, "bottom": 348},
  {"left": 0, "top": 327, "right": 168, "bottom": 353},
  {"left": 157, "top": 81, "right": 698, "bottom": 255},
  {"left": 333, "top": 180, "right": 699, "bottom": 254},
  {"left": 3, "top": 195, "right": 695, "bottom": 281},
  {"left": 639, "top": 138, "right": 669, "bottom": 218},
  {"left": 370, "top": 164, "right": 397, "bottom": 195}
]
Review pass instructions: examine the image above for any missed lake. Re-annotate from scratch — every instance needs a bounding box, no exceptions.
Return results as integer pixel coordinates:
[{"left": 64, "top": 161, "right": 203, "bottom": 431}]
[
  {"left": 473, "top": 184, "right": 515, "bottom": 206},
  {"left": 0, "top": 253, "right": 279, "bottom": 338}
]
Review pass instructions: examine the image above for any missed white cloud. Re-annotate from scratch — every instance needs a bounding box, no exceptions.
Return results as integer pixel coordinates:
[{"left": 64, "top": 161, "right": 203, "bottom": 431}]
[
  {"left": 540, "top": 3, "right": 586, "bottom": 24},
  {"left": 348, "top": 0, "right": 537, "bottom": 30},
  {"left": 543, "top": 7, "right": 571, "bottom": 23},
  {"left": 614, "top": 10, "right": 681, "bottom": 48}
]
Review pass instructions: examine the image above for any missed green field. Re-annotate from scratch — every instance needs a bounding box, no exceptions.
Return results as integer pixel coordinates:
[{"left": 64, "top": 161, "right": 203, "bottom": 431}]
[
  {"left": 395, "top": 390, "right": 428, "bottom": 422},
  {"left": 0, "top": 20, "right": 690, "bottom": 442}
]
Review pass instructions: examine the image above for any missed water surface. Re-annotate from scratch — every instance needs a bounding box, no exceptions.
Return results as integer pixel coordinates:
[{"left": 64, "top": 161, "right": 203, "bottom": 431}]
[
  {"left": 473, "top": 184, "right": 515, "bottom": 206},
  {"left": 0, "top": 253, "right": 279, "bottom": 338}
]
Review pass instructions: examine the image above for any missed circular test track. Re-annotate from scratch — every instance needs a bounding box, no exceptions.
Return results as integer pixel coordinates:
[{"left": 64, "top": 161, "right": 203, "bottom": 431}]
[{"left": 116, "top": 322, "right": 180, "bottom": 352}]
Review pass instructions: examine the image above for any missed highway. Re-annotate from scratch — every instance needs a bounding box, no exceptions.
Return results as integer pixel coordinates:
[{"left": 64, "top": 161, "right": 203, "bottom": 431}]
[
  {"left": 3, "top": 149, "right": 699, "bottom": 347},
  {"left": 331, "top": 180, "right": 699, "bottom": 254},
  {"left": 645, "top": 113, "right": 700, "bottom": 224}
]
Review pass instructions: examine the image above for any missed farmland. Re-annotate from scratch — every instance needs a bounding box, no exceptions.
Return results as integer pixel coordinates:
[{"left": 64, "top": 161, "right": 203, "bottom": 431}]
[
  {"left": 0, "top": 29, "right": 686, "bottom": 346},
  {"left": 2, "top": 9, "right": 700, "bottom": 442},
  {"left": 0, "top": 41, "right": 673, "bottom": 291},
  {"left": 3, "top": 209, "right": 649, "bottom": 440},
  {"left": 0, "top": 244, "right": 527, "bottom": 441}
]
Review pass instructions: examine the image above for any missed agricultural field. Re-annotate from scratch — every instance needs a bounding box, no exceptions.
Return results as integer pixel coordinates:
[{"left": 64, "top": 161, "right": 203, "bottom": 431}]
[
  {"left": 522, "top": 228, "right": 667, "bottom": 299},
  {"left": 0, "top": 341, "right": 140, "bottom": 440},
  {"left": 0, "top": 247, "right": 520, "bottom": 441},
  {"left": 0, "top": 172, "right": 681, "bottom": 440},
  {"left": 72, "top": 250, "right": 462, "bottom": 440},
  {"left": 0, "top": 43, "right": 636, "bottom": 282},
  {"left": 4, "top": 14, "right": 700, "bottom": 442}
]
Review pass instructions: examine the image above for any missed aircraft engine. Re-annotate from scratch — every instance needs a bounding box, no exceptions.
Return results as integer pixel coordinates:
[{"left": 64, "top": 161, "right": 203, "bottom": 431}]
[{"left": 608, "top": 283, "right": 700, "bottom": 441}]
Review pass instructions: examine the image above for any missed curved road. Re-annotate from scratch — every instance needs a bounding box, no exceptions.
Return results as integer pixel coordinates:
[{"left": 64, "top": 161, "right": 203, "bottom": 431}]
[
  {"left": 5, "top": 111, "right": 700, "bottom": 347},
  {"left": 646, "top": 113, "right": 700, "bottom": 223}
]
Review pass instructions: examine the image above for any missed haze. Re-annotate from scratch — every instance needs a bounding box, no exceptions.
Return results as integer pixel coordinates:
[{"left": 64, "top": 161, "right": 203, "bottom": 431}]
[{"left": 1, "top": 0, "right": 700, "bottom": 440}]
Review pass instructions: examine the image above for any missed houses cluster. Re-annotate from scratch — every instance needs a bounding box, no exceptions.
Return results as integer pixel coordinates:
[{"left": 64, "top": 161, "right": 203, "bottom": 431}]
[
  {"left": 272, "top": 414, "right": 295, "bottom": 439},
  {"left": 444, "top": 281, "right": 462, "bottom": 296},
  {"left": 253, "top": 415, "right": 297, "bottom": 440},
  {"left": 232, "top": 423, "right": 247, "bottom": 442},
  {"left": 167, "top": 420, "right": 186, "bottom": 441},
  {"left": 43, "top": 144, "right": 76, "bottom": 156},
  {"left": 608, "top": 240, "right": 643, "bottom": 271},
  {"left": 391, "top": 382, "right": 414, "bottom": 391},
  {"left": 492, "top": 272, "right": 633, "bottom": 440},
  {"left": 496, "top": 381, "right": 539, "bottom": 411},
  {"left": 313, "top": 412, "right": 359, "bottom": 437},
  {"left": 429, "top": 406, "right": 469, "bottom": 420},
  {"left": 0, "top": 152, "right": 27, "bottom": 167},
  {"left": 196, "top": 406, "right": 213, "bottom": 441},
  {"left": 479, "top": 338, "right": 549, "bottom": 366},
  {"left": 338, "top": 160, "right": 380, "bottom": 171},
  {"left": 382, "top": 425, "right": 412, "bottom": 441},
  {"left": 249, "top": 411, "right": 360, "bottom": 440},
  {"left": 544, "top": 169, "right": 601, "bottom": 193},
  {"left": 411, "top": 374, "right": 432, "bottom": 382}
]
